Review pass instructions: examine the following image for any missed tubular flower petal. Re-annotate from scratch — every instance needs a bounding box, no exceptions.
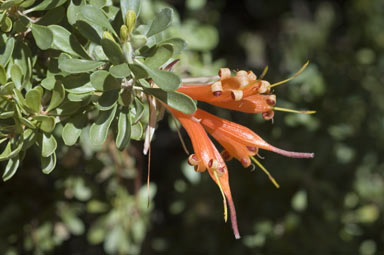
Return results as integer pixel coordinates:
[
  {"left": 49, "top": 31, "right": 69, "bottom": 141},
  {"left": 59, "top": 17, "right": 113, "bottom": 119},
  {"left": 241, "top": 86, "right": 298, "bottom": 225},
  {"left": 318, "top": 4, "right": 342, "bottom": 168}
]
[
  {"left": 207, "top": 94, "right": 276, "bottom": 114},
  {"left": 167, "top": 106, "right": 240, "bottom": 239},
  {"left": 177, "top": 67, "right": 269, "bottom": 104},
  {"left": 195, "top": 109, "right": 314, "bottom": 159}
]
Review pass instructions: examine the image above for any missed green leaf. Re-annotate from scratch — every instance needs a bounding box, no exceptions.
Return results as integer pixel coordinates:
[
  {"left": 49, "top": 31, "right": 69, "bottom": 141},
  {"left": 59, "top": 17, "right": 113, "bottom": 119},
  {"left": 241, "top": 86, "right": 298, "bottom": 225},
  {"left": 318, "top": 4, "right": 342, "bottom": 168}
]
[
  {"left": 46, "top": 81, "right": 65, "bottom": 112},
  {"left": 41, "top": 152, "right": 56, "bottom": 174},
  {"left": 162, "top": 38, "right": 187, "bottom": 56},
  {"left": 31, "top": 24, "right": 53, "bottom": 50},
  {"left": 0, "top": 37, "right": 15, "bottom": 66},
  {"left": 0, "top": 65, "right": 6, "bottom": 84},
  {"left": 116, "top": 107, "right": 131, "bottom": 150},
  {"left": 58, "top": 57, "right": 104, "bottom": 73},
  {"left": 136, "top": 61, "right": 181, "bottom": 91},
  {"left": 0, "top": 137, "right": 23, "bottom": 161},
  {"left": 89, "top": 105, "right": 117, "bottom": 145},
  {"left": 109, "top": 63, "right": 131, "bottom": 78},
  {"left": 23, "top": 128, "right": 36, "bottom": 150},
  {"left": 3, "top": 156, "right": 20, "bottom": 181},
  {"left": 53, "top": 100, "right": 82, "bottom": 116},
  {"left": 128, "top": 63, "right": 148, "bottom": 79},
  {"left": 80, "top": 5, "right": 116, "bottom": 36},
  {"left": 37, "top": 6, "right": 65, "bottom": 26},
  {"left": 121, "top": 0, "right": 141, "bottom": 21},
  {"left": 0, "top": 82, "right": 14, "bottom": 95},
  {"left": 34, "top": 115, "right": 56, "bottom": 133},
  {"left": 49, "top": 25, "right": 89, "bottom": 59},
  {"left": 75, "top": 20, "right": 102, "bottom": 44},
  {"left": 62, "top": 73, "right": 95, "bottom": 94},
  {"left": 1, "top": 16, "right": 12, "bottom": 33},
  {"left": 25, "top": 0, "right": 67, "bottom": 13},
  {"left": 97, "top": 89, "right": 119, "bottom": 110},
  {"left": 144, "top": 44, "right": 173, "bottom": 69},
  {"left": 67, "top": 92, "right": 92, "bottom": 102},
  {"left": 147, "top": 8, "right": 173, "bottom": 37},
  {"left": 25, "top": 87, "right": 42, "bottom": 113},
  {"left": 19, "top": 0, "right": 36, "bottom": 8},
  {"left": 144, "top": 88, "right": 196, "bottom": 114},
  {"left": 101, "top": 38, "right": 126, "bottom": 65},
  {"left": 41, "top": 133, "right": 57, "bottom": 157},
  {"left": 41, "top": 74, "right": 56, "bottom": 90},
  {"left": 10, "top": 64, "right": 23, "bottom": 89},
  {"left": 0, "top": 111, "right": 14, "bottom": 119},
  {"left": 132, "top": 97, "right": 144, "bottom": 123},
  {"left": 130, "top": 121, "right": 143, "bottom": 140},
  {"left": 90, "top": 70, "right": 121, "bottom": 91},
  {"left": 62, "top": 113, "right": 87, "bottom": 146},
  {"left": 118, "top": 89, "right": 132, "bottom": 106}
]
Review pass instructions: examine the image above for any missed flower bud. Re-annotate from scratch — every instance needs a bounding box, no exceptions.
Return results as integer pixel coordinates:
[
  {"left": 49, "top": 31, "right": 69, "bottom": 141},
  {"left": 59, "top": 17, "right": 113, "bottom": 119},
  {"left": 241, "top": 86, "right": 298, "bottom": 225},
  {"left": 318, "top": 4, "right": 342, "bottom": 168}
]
[
  {"left": 102, "top": 31, "right": 115, "bottom": 42},
  {"left": 120, "top": 25, "right": 129, "bottom": 42},
  {"left": 125, "top": 10, "right": 137, "bottom": 34}
]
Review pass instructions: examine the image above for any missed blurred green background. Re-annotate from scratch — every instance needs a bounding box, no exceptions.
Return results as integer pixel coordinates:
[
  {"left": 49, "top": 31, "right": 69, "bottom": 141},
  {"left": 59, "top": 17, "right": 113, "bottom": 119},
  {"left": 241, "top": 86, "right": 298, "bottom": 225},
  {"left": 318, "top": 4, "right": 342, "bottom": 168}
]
[{"left": 1, "top": 0, "right": 384, "bottom": 254}]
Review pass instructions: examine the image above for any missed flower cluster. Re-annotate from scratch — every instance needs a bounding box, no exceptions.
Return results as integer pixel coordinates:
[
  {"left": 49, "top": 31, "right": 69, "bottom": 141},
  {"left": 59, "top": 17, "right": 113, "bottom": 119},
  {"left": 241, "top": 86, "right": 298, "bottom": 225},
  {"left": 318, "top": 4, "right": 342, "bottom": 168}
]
[{"left": 167, "top": 66, "right": 314, "bottom": 239}]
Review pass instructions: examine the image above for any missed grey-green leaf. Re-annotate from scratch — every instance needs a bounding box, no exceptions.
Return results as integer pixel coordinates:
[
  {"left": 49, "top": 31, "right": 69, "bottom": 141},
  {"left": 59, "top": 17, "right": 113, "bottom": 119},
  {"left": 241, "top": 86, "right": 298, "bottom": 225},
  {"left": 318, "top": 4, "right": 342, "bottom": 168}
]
[
  {"left": 116, "top": 107, "right": 131, "bottom": 151},
  {"left": 62, "top": 73, "right": 95, "bottom": 94},
  {"left": 130, "top": 121, "right": 143, "bottom": 140},
  {"left": 25, "top": 87, "right": 42, "bottom": 113},
  {"left": 58, "top": 57, "right": 104, "bottom": 73},
  {"left": 0, "top": 37, "right": 15, "bottom": 66},
  {"left": 137, "top": 61, "right": 180, "bottom": 91},
  {"left": 144, "top": 44, "right": 173, "bottom": 69},
  {"left": 10, "top": 64, "right": 23, "bottom": 89},
  {"left": 109, "top": 63, "right": 131, "bottom": 78},
  {"left": 41, "top": 133, "right": 57, "bottom": 157},
  {"left": 90, "top": 70, "right": 121, "bottom": 91},
  {"left": 89, "top": 105, "right": 117, "bottom": 145},
  {"left": 31, "top": 24, "right": 53, "bottom": 50},
  {"left": 25, "top": 0, "right": 67, "bottom": 13},
  {"left": 162, "top": 38, "right": 187, "bottom": 56},
  {"left": 49, "top": 25, "right": 89, "bottom": 59},
  {"left": 41, "top": 152, "right": 56, "bottom": 174},
  {"left": 3, "top": 156, "right": 20, "bottom": 181},
  {"left": 97, "top": 89, "right": 119, "bottom": 110},
  {"left": 147, "top": 8, "right": 173, "bottom": 37},
  {"left": 101, "top": 38, "right": 126, "bottom": 65},
  {"left": 34, "top": 115, "right": 56, "bottom": 133},
  {"left": 80, "top": 5, "right": 117, "bottom": 36},
  {"left": 144, "top": 88, "right": 196, "bottom": 114},
  {"left": 46, "top": 81, "right": 65, "bottom": 112},
  {"left": 62, "top": 113, "right": 87, "bottom": 146}
]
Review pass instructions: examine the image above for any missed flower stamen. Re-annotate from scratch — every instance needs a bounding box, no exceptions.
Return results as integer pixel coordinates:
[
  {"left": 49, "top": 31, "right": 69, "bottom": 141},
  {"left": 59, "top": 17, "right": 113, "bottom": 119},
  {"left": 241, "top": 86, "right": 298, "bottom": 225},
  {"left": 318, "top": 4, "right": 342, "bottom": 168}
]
[
  {"left": 250, "top": 156, "right": 280, "bottom": 188},
  {"left": 272, "top": 106, "right": 316, "bottom": 114},
  {"left": 213, "top": 170, "right": 228, "bottom": 223},
  {"left": 268, "top": 60, "right": 309, "bottom": 89}
]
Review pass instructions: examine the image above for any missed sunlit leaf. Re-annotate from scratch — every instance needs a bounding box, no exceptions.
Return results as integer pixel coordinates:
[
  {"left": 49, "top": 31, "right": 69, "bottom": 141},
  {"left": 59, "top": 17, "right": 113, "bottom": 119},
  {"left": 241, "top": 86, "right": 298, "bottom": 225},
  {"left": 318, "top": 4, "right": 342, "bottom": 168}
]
[
  {"left": 2, "top": 156, "right": 20, "bottom": 181},
  {"left": 90, "top": 70, "right": 121, "bottom": 91},
  {"left": 144, "top": 88, "right": 196, "bottom": 114},
  {"left": 31, "top": 24, "right": 53, "bottom": 50},
  {"left": 89, "top": 105, "right": 117, "bottom": 145},
  {"left": 116, "top": 107, "right": 131, "bottom": 150},
  {"left": 41, "top": 152, "right": 56, "bottom": 174},
  {"left": 41, "top": 133, "right": 57, "bottom": 157},
  {"left": 147, "top": 8, "right": 173, "bottom": 37}
]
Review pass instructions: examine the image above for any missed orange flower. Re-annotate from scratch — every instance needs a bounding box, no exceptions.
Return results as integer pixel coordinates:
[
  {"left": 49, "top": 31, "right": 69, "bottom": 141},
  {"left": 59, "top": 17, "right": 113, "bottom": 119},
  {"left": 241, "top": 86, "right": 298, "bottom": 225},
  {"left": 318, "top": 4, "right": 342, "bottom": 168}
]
[
  {"left": 195, "top": 108, "right": 314, "bottom": 159},
  {"left": 167, "top": 107, "right": 240, "bottom": 239}
]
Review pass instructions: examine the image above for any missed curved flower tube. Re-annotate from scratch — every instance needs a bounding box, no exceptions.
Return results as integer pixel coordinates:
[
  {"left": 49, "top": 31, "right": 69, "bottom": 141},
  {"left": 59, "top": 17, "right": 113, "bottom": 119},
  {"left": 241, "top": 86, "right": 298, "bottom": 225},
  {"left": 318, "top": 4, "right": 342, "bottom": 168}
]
[{"left": 167, "top": 106, "right": 240, "bottom": 239}]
